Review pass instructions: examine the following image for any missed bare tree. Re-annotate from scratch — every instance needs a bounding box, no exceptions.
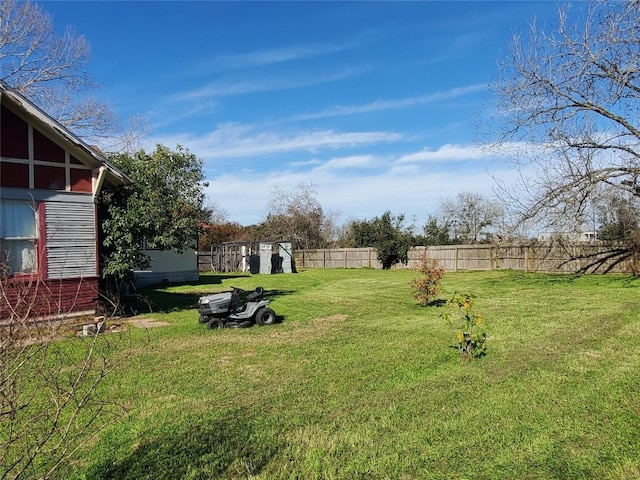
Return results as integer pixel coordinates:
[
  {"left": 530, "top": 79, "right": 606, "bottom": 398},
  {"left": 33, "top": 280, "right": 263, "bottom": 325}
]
[
  {"left": 0, "top": 0, "right": 144, "bottom": 150},
  {"left": 204, "top": 201, "right": 229, "bottom": 225},
  {"left": 489, "top": 0, "right": 640, "bottom": 233},
  {"left": 0, "top": 274, "right": 130, "bottom": 480},
  {"left": 260, "top": 183, "right": 334, "bottom": 250},
  {"left": 440, "top": 192, "right": 504, "bottom": 243}
]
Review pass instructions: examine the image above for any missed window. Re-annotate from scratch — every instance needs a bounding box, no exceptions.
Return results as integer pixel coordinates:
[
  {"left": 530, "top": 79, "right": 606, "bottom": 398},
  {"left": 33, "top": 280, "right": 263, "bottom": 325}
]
[{"left": 0, "top": 200, "right": 37, "bottom": 275}]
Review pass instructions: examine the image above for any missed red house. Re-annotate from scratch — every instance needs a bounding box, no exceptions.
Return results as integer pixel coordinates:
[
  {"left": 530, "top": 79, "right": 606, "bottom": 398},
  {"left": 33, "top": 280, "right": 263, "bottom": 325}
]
[{"left": 0, "top": 81, "right": 129, "bottom": 321}]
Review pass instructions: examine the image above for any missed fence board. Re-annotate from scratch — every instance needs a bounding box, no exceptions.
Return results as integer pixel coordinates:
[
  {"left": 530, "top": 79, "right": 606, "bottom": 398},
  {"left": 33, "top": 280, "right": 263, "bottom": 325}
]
[
  {"left": 197, "top": 243, "right": 634, "bottom": 274},
  {"left": 293, "top": 243, "right": 634, "bottom": 274}
]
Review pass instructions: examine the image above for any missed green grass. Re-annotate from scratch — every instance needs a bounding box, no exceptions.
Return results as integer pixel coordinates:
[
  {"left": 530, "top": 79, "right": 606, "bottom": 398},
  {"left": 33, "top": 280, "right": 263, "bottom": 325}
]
[{"left": 62, "top": 269, "right": 640, "bottom": 480}]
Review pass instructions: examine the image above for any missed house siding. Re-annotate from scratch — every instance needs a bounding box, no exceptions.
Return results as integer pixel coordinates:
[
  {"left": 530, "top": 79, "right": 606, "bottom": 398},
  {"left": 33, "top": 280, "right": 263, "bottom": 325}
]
[
  {"left": 0, "top": 276, "right": 98, "bottom": 321},
  {"left": 45, "top": 201, "right": 97, "bottom": 279}
]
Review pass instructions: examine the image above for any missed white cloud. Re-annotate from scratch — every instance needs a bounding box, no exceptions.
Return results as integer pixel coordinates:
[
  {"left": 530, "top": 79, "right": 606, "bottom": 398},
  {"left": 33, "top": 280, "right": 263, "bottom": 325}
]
[
  {"left": 203, "top": 44, "right": 344, "bottom": 72},
  {"left": 204, "top": 155, "right": 520, "bottom": 226},
  {"left": 289, "top": 158, "right": 324, "bottom": 168},
  {"left": 170, "top": 66, "right": 369, "bottom": 102},
  {"left": 312, "top": 154, "right": 379, "bottom": 171},
  {"left": 145, "top": 99, "right": 221, "bottom": 130},
  {"left": 150, "top": 124, "right": 404, "bottom": 160},
  {"left": 291, "top": 84, "right": 487, "bottom": 121},
  {"left": 396, "top": 143, "right": 486, "bottom": 164}
]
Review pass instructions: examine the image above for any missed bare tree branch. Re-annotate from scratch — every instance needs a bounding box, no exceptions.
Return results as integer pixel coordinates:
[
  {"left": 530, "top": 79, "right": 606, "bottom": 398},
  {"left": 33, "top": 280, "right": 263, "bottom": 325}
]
[
  {"left": 1, "top": 273, "right": 131, "bottom": 480},
  {"left": 261, "top": 182, "right": 335, "bottom": 250},
  {"left": 0, "top": 0, "right": 146, "bottom": 150},
  {"left": 486, "top": 0, "right": 640, "bottom": 272},
  {"left": 489, "top": 0, "right": 640, "bottom": 230}
]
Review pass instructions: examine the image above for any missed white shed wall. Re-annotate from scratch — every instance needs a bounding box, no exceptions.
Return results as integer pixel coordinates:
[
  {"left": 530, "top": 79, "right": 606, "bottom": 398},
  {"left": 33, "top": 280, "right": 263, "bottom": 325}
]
[{"left": 133, "top": 249, "right": 199, "bottom": 287}]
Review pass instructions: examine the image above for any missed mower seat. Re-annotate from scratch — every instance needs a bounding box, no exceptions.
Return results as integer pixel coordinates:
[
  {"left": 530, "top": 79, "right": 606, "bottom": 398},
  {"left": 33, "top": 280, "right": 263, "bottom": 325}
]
[{"left": 246, "top": 286, "right": 264, "bottom": 302}]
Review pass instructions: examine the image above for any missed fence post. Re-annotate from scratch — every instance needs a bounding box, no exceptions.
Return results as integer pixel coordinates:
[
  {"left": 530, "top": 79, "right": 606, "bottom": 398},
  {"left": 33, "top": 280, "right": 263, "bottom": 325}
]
[
  {"left": 492, "top": 245, "right": 498, "bottom": 270},
  {"left": 454, "top": 246, "right": 459, "bottom": 272},
  {"left": 490, "top": 245, "right": 494, "bottom": 270},
  {"left": 530, "top": 245, "right": 535, "bottom": 272}
]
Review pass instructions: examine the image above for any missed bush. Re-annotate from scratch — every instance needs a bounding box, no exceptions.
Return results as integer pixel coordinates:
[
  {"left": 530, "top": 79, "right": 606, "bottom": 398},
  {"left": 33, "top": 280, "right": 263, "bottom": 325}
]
[
  {"left": 349, "top": 211, "right": 413, "bottom": 269},
  {"left": 442, "top": 293, "right": 487, "bottom": 361},
  {"left": 410, "top": 255, "right": 445, "bottom": 306}
]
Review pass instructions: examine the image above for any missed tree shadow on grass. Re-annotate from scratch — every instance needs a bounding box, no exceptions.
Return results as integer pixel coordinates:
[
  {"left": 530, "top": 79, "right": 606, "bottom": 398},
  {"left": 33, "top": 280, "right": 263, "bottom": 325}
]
[
  {"left": 197, "top": 273, "right": 253, "bottom": 285},
  {"left": 125, "top": 285, "right": 296, "bottom": 316},
  {"left": 428, "top": 298, "right": 448, "bottom": 307},
  {"left": 86, "top": 411, "right": 282, "bottom": 480},
  {"left": 412, "top": 298, "right": 447, "bottom": 308}
]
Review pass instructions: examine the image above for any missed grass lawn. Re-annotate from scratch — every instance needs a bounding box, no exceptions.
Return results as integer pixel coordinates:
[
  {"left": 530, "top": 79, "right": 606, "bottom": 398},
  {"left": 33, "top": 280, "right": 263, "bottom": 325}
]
[{"left": 64, "top": 269, "right": 640, "bottom": 480}]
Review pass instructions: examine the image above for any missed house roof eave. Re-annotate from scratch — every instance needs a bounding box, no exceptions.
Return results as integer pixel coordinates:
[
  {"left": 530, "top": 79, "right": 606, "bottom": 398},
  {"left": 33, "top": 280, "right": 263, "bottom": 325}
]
[{"left": 0, "top": 80, "right": 132, "bottom": 187}]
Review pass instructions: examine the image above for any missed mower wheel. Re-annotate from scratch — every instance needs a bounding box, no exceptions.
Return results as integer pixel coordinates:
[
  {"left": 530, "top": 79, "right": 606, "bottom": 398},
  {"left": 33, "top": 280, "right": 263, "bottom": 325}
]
[
  {"left": 256, "top": 308, "right": 277, "bottom": 326},
  {"left": 198, "top": 315, "right": 209, "bottom": 324},
  {"left": 207, "top": 318, "right": 225, "bottom": 329}
]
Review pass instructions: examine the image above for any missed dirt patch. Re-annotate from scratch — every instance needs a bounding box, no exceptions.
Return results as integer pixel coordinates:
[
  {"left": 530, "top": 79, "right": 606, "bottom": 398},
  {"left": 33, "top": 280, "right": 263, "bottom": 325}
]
[{"left": 127, "top": 318, "right": 171, "bottom": 329}]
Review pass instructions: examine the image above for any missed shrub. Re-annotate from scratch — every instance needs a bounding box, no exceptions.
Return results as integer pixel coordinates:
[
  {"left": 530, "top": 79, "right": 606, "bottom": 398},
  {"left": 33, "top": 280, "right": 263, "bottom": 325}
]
[
  {"left": 349, "top": 211, "right": 413, "bottom": 269},
  {"left": 410, "top": 255, "right": 445, "bottom": 306},
  {"left": 442, "top": 293, "right": 487, "bottom": 361}
]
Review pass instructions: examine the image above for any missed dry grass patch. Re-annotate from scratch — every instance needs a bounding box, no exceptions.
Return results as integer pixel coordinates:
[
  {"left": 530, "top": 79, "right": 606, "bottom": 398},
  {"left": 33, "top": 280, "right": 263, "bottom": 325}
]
[
  {"left": 206, "top": 314, "right": 349, "bottom": 347},
  {"left": 127, "top": 317, "right": 171, "bottom": 328}
]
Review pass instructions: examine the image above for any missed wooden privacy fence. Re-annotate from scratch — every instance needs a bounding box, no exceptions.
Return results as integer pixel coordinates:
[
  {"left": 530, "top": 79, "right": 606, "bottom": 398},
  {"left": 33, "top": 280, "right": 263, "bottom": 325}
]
[{"left": 294, "top": 243, "right": 635, "bottom": 274}]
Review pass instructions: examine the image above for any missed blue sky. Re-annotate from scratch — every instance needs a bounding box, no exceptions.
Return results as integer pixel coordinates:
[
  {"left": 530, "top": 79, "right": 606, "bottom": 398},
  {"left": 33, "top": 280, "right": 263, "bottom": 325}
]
[{"left": 42, "top": 1, "right": 560, "bottom": 227}]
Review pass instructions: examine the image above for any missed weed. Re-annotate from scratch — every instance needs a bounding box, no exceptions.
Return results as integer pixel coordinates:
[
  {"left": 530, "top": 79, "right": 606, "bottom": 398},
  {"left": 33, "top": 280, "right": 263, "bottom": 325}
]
[{"left": 442, "top": 292, "right": 487, "bottom": 361}]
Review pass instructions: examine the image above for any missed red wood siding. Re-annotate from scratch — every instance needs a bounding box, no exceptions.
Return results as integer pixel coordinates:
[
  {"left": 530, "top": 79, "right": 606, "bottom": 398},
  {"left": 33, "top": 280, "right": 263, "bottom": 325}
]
[
  {"left": 1, "top": 104, "right": 97, "bottom": 193},
  {"left": 34, "top": 164, "right": 66, "bottom": 190},
  {"left": 70, "top": 169, "right": 93, "bottom": 192},
  {"left": 0, "top": 276, "right": 98, "bottom": 321},
  {"left": 0, "top": 105, "right": 29, "bottom": 159},
  {"left": 0, "top": 162, "right": 29, "bottom": 188},
  {"left": 33, "top": 129, "right": 65, "bottom": 163}
]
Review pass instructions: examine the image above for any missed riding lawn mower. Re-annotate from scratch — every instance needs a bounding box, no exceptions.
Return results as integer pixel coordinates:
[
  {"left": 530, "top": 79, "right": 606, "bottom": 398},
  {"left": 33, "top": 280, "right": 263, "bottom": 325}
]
[{"left": 197, "top": 286, "right": 277, "bottom": 329}]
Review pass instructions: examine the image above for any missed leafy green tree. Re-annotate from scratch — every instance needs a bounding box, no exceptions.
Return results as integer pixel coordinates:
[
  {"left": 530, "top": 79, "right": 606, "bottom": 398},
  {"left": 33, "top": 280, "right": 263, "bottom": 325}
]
[
  {"left": 98, "top": 144, "right": 210, "bottom": 287},
  {"left": 595, "top": 193, "right": 640, "bottom": 274},
  {"left": 597, "top": 193, "right": 640, "bottom": 243},
  {"left": 418, "top": 215, "right": 456, "bottom": 246},
  {"left": 348, "top": 211, "right": 413, "bottom": 269}
]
